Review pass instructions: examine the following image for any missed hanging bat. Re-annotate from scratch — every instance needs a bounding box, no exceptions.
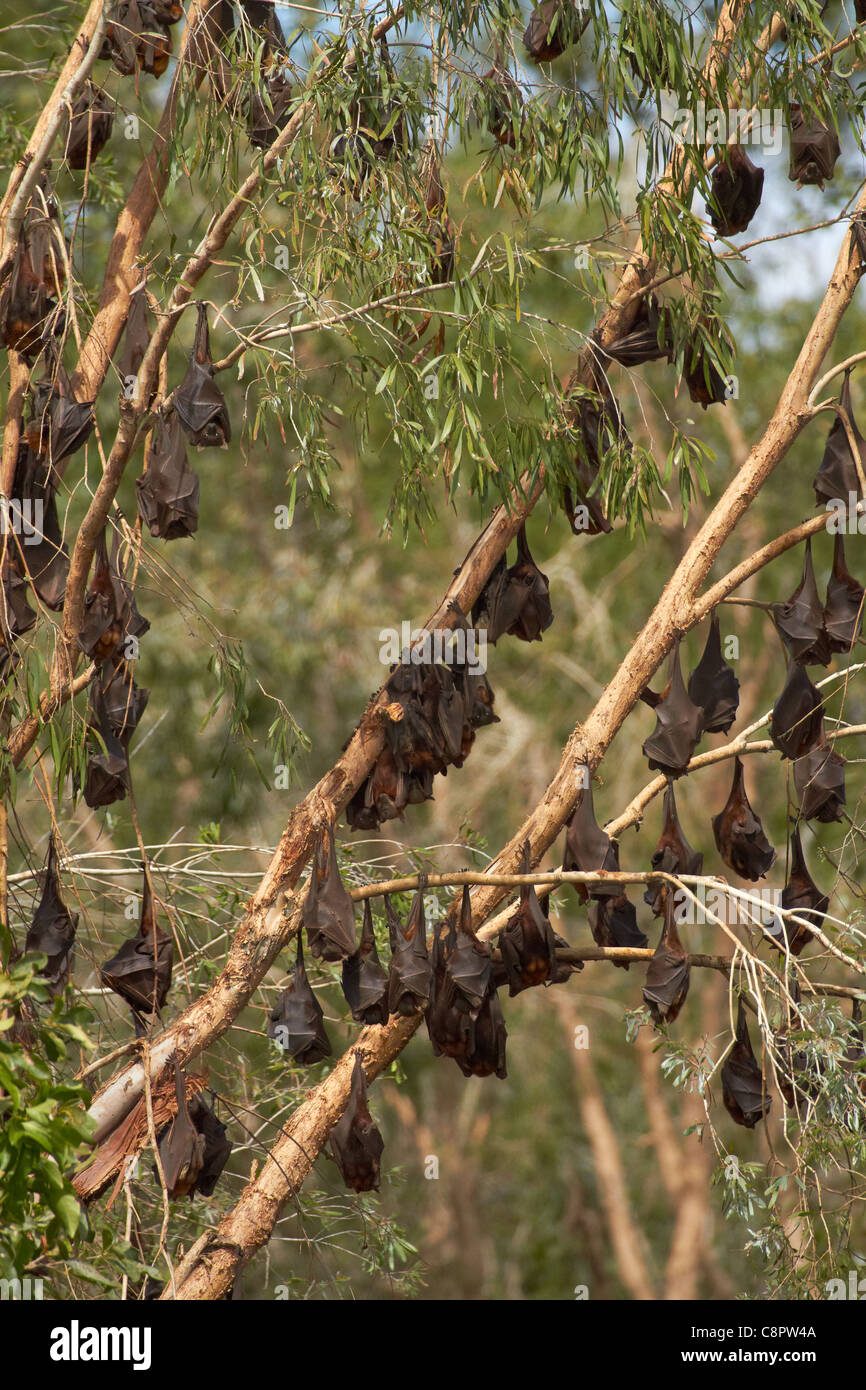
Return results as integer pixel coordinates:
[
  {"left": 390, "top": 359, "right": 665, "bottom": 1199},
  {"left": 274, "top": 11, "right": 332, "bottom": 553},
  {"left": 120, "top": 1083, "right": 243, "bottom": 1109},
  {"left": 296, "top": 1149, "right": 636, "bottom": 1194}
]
[
  {"left": 793, "top": 731, "right": 846, "bottom": 822},
  {"left": 563, "top": 771, "right": 621, "bottom": 902},
  {"left": 478, "top": 62, "right": 522, "bottom": 147},
  {"left": 27, "top": 362, "right": 95, "bottom": 468},
  {"left": 426, "top": 914, "right": 475, "bottom": 1059},
  {"left": 100, "top": 661, "right": 150, "bottom": 742},
  {"left": 188, "top": 1092, "right": 233, "bottom": 1197},
  {"left": 824, "top": 532, "right": 864, "bottom": 652},
  {"left": 24, "top": 833, "right": 78, "bottom": 995},
  {"left": 102, "top": 1, "right": 173, "bottom": 77},
  {"left": 0, "top": 178, "right": 65, "bottom": 358},
  {"left": 330, "top": 1052, "right": 385, "bottom": 1193},
  {"left": 303, "top": 825, "right": 357, "bottom": 963},
  {"left": 644, "top": 780, "right": 703, "bottom": 917},
  {"left": 499, "top": 840, "right": 562, "bottom": 993},
  {"left": 471, "top": 525, "right": 553, "bottom": 644},
  {"left": 248, "top": 75, "right": 294, "bottom": 148},
  {"left": 13, "top": 446, "right": 69, "bottom": 611},
  {"left": 173, "top": 303, "right": 231, "bottom": 448},
  {"left": 683, "top": 336, "right": 728, "bottom": 408},
  {"left": 563, "top": 383, "right": 627, "bottom": 533},
  {"left": 117, "top": 285, "right": 151, "bottom": 388},
  {"left": 770, "top": 661, "right": 824, "bottom": 760},
  {"left": 100, "top": 866, "right": 173, "bottom": 1034},
  {"left": 454, "top": 986, "right": 507, "bottom": 1078},
  {"left": 708, "top": 144, "right": 764, "bottom": 237},
  {"left": 603, "top": 294, "right": 674, "bottom": 367},
  {"left": 239, "top": 0, "right": 288, "bottom": 48},
  {"left": 150, "top": 0, "right": 184, "bottom": 22},
  {"left": 777, "top": 826, "right": 828, "bottom": 954},
  {"left": 81, "top": 675, "right": 130, "bottom": 808},
  {"left": 788, "top": 103, "right": 840, "bottom": 188},
  {"left": 341, "top": 898, "right": 389, "bottom": 1026},
  {"left": 523, "top": 0, "right": 588, "bottom": 62},
  {"left": 267, "top": 934, "right": 332, "bottom": 1064},
  {"left": 440, "top": 885, "right": 492, "bottom": 1015},
  {"left": 157, "top": 1061, "right": 206, "bottom": 1199},
  {"left": 687, "top": 609, "right": 739, "bottom": 734},
  {"left": 588, "top": 891, "right": 648, "bottom": 968},
  {"left": 136, "top": 411, "right": 200, "bottom": 539},
  {"left": 64, "top": 82, "right": 114, "bottom": 168},
  {"left": 771, "top": 539, "right": 831, "bottom": 666},
  {"left": 813, "top": 370, "right": 866, "bottom": 506},
  {"left": 387, "top": 878, "right": 432, "bottom": 1017},
  {"left": 721, "top": 999, "right": 772, "bottom": 1129},
  {"left": 642, "top": 893, "right": 690, "bottom": 1025},
  {"left": 79, "top": 529, "right": 131, "bottom": 663},
  {"left": 642, "top": 640, "right": 703, "bottom": 777},
  {"left": 712, "top": 757, "right": 776, "bottom": 880},
  {"left": 0, "top": 553, "right": 36, "bottom": 680}
]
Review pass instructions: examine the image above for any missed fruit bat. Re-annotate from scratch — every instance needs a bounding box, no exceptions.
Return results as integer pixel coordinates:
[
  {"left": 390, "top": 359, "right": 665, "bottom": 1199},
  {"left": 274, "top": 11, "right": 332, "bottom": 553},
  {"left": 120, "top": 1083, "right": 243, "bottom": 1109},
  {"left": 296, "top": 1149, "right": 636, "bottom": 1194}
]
[
  {"left": 248, "top": 74, "right": 293, "bottom": 148},
  {"left": 603, "top": 294, "right": 674, "bottom": 367},
  {"left": 683, "top": 337, "right": 728, "bottom": 408},
  {"left": 824, "top": 531, "right": 864, "bottom": 652},
  {"left": 303, "top": 825, "right": 357, "bottom": 963},
  {"left": 150, "top": 0, "right": 184, "bottom": 22},
  {"left": 238, "top": 0, "right": 287, "bottom": 48},
  {"left": 813, "top": 370, "right": 866, "bottom": 506},
  {"left": 330, "top": 1052, "right": 384, "bottom": 1193},
  {"left": 588, "top": 891, "right": 648, "bottom": 968},
  {"left": 712, "top": 757, "right": 776, "bottom": 881},
  {"left": 793, "top": 732, "right": 846, "bottom": 822},
  {"left": 687, "top": 610, "right": 740, "bottom": 734},
  {"left": 771, "top": 539, "right": 831, "bottom": 666},
  {"left": 777, "top": 827, "right": 828, "bottom": 954},
  {"left": 341, "top": 898, "right": 389, "bottom": 1026},
  {"left": 79, "top": 529, "right": 130, "bottom": 663},
  {"left": 788, "top": 103, "right": 840, "bottom": 188},
  {"left": 770, "top": 662, "right": 824, "bottom": 761},
  {"left": 24, "top": 833, "right": 78, "bottom": 995},
  {"left": 100, "top": 868, "right": 173, "bottom": 1034},
  {"left": 102, "top": 1, "right": 173, "bottom": 77},
  {"left": 188, "top": 1093, "right": 233, "bottom": 1197},
  {"left": 471, "top": 525, "right": 553, "bottom": 643},
  {"left": 27, "top": 363, "right": 95, "bottom": 468},
  {"left": 523, "top": 0, "right": 588, "bottom": 61},
  {"left": 642, "top": 640, "right": 703, "bottom": 777},
  {"left": 441, "top": 885, "right": 492, "bottom": 1015},
  {"left": 454, "top": 985, "right": 507, "bottom": 1079},
  {"left": 136, "top": 412, "right": 200, "bottom": 539},
  {"left": 387, "top": 879, "right": 432, "bottom": 1017},
  {"left": 479, "top": 63, "right": 522, "bottom": 147},
  {"left": 563, "top": 382, "right": 628, "bottom": 534},
  {"left": 267, "top": 934, "right": 331, "bottom": 1064},
  {"left": 642, "top": 893, "right": 690, "bottom": 1025},
  {"left": 721, "top": 999, "right": 772, "bottom": 1129},
  {"left": 117, "top": 286, "right": 151, "bottom": 387},
  {"left": 82, "top": 677, "right": 130, "bottom": 808},
  {"left": 12, "top": 447, "right": 69, "bottom": 610},
  {"left": 644, "top": 780, "right": 703, "bottom": 917},
  {"left": 173, "top": 304, "right": 231, "bottom": 448},
  {"left": 0, "top": 553, "right": 36, "bottom": 680},
  {"left": 157, "top": 1062, "right": 206, "bottom": 1199},
  {"left": 708, "top": 144, "right": 764, "bottom": 237},
  {"left": 100, "top": 661, "right": 149, "bottom": 742},
  {"left": 563, "top": 772, "right": 621, "bottom": 901},
  {"left": 0, "top": 178, "right": 65, "bottom": 358},
  {"left": 426, "top": 913, "right": 474, "bottom": 1060},
  {"left": 499, "top": 841, "right": 563, "bottom": 993},
  {"left": 64, "top": 82, "right": 114, "bottom": 168}
]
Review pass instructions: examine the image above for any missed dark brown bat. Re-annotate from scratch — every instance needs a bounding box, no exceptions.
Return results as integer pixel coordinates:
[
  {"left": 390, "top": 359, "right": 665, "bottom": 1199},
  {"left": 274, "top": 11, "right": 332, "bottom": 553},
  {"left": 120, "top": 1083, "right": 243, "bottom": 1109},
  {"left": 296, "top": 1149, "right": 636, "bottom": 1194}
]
[
  {"left": 267, "top": 934, "right": 332, "bottom": 1064},
  {"left": 793, "top": 730, "right": 846, "bottom": 822},
  {"left": 0, "top": 553, "right": 36, "bottom": 680},
  {"left": 100, "top": 661, "right": 150, "bottom": 742},
  {"left": 102, "top": 1, "right": 173, "bottom": 77},
  {"left": 642, "top": 892, "right": 690, "bottom": 1025},
  {"left": 24, "top": 833, "right": 78, "bottom": 995},
  {"left": 100, "top": 867, "right": 174, "bottom": 1034},
  {"left": 813, "top": 370, "right": 866, "bottom": 506},
  {"left": 824, "top": 532, "right": 864, "bottom": 653},
  {"left": 478, "top": 63, "right": 522, "bottom": 147},
  {"left": 117, "top": 285, "right": 151, "bottom": 388},
  {"left": 687, "top": 609, "right": 740, "bottom": 734},
  {"left": 602, "top": 294, "right": 674, "bottom": 367},
  {"left": 330, "top": 1052, "right": 384, "bottom": 1193},
  {"left": 79, "top": 529, "right": 130, "bottom": 663},
  {"left": 788, "top": 103, "right": 840, "bottom": 188},
  {"left": 523, "top": 0, "right": 588, "bottom": 62},
  {"left": 136, "top": 411, "right": 200, "bottom": 539},
  {"left": 303, "top": 825, "right": 357, "bottom": 963},
  {"left": 248, "top": 74, "right": 293, "bottom": 148},
  {"left": 642, "top": 640, "right": 703, "bottom": 777},
  {"left": 157, "top": 1061, "right": 206, "bottom": 1198},
  {"left": 387, "top": 878, "right": 432, "bottom": 1016},
  {"left": 644, "top": 780, "right": 703, "bottom": 917},
  {"left": 471, "top": 525, "right": 553, "bottom": 643},
  {"left": 770, "top": 661, "right": 824, "bottom": 760},
  {"left": 712, "top": 757, "right": 776, "bottom": 880},
  {"left": 426, "top": 913, "right": 475, "bottom": 1060},
  {"left": 683, "top": 336, "right": 728, "bottom": 408},
  {"left": 81, "top": 675, "right": 130, "bottom": 808},
  {"left": 239, "top": 0, "right": 287, "bottom": 47},
  {"left": 150, "top": 0, "right": 184, "bottom": 22},
  {"left": 499, "top": 841, "right": 562, "bottom": 993},
  {"left": 341, "top": 898, "right": 389, "bottom": 1026},
  {"left": 722, "top": 999, "right": 771, "bottom": 1129},
  {"left": 777, "top": 826, "right": 828, "bottom": 954},
  {"left": 27, "top": 362, "right": 95, "bottom": 467},
  {"left": 13, "top": 446, "right": 69, "bottom": 610},
  {"left": 441, "top": 885, "right": 492, "bottom": 1014},
  {"left": 563, "top": 382, "right": 628, "bottom": 534},
  {"left": 454, "top": 985, "right": 507, "bottom": 1079},
  {"left": 188, "top": 1093, "right": 233, "bottom": 1197},
  {"left": 771, "top": 539, "right": 831, "bottom": 666},
  {"left": 588, "top": 891, "right": 648, "bottom": 968},
  {"left": 173, "top": 303, "right": 231, "bottom": 448},
  {"left": 708, "top": 144, "right": 764, "bottom": 237},
  {"left": 0, "top": 179, "right": 65, "bottom": 359},
  {"left": 563, "top": 772, "right": 621, "bottom": 902},
  {"left": 64, "top": 82, "right": 114, "bottom": 168}
]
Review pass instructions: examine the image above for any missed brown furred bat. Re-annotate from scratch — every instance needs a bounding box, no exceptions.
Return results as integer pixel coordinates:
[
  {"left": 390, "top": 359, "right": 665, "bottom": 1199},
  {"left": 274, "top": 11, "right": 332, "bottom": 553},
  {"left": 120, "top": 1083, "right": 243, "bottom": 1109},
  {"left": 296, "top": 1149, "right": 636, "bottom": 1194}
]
[
  {"left": 499, "top": 841, "right": 563, "bottom": 993},
  {"left": 813, "top": 370, "right": 866, "bottom": 506},
  {"left": 793, "top": 731, "right": 846, "bottom": 822},
  {"left": 248, "top": 74, "right": 293, "bottom": 148},
  {"left": 788, "top": 103, "right": 840, "bottom": 188},
  {"left": 642, "top": 892, "right": 690, "bottom": 1025},
  {"left": 303, "top": 825, "right": 357, "bottom": 963},
  {"left": 267, "top": 934, "right": 332, "bottom": 1064},
  {"left": 0, "top": 178, "right": 65, "bottom": 359},
  {"left": 24, "top": 833, "right": 78, "bottom": 995},
  {"left": 440, "top": 885, "right": 492, "bottom": 1015},
  {"left": 712, "top": 757, "right": 776, "bottom": 881},
  {"left": 823, "top": 532, "right": 864, "bottom": 653},
  {"left": 602, "top": 294, "right": 673, "bottom": 367},
  {"left": 0, "top": 553, "right": 36, "bottom": 680},
  {"left": 687, "top": 610, "right": 740, "bottom": 734},
  {"left": 330, "top": 1052, "right": 384, "bottom": 1193},
  {"left": 770, "top": 661, "right": 824, "bottom": 760},
  {"left": 117, "top": 285, "right": 151, "bottom": 388},
  {"left": 588, "top": 891, "right": 648, "bottom": 968},
  {"left": 644, "top": 780, "right": 703, "bottom": 917},
  {"left": 641, "top": 640, "right": 703, "bottom": 777},
  {"left": 709, "top": 144, "right": 764, "bottom": 237},
  {"left": 722, "top": 999, "right": 772, "bottom": 1129},
  {"left": 478, "top": 62, "right": 523, "bottom": 147},
  {"left": 387, "top": 878, "right": 432, "bottom": 1017},
  {"left": 81, "top": 676, "right": 130, "bottom": 808},
  {"left": 454, "top": 985, "right": 507, "bottom": 1079},
  {"left": 563, "top": 770, "right": 621, "bottom": 901},
  {"left": 683, "top": 335, "right": 728, "bottom": 408},
  {"left": 771, "top": 539, "right": 831, "bottom": 666},
  {"left": 12, "top": 444, "right": 69, "bottom": 610},
  {"left": 341, "top": 898, "right": 389, "bottom": 1026},
  {"left": 471, "top": 525, "right": 553, "bottom": 643},
  {"left": 27, "top": 363, "right": 95, "bottom": 467},
  {"left": 776, "top": 827, "right": 828, "bottom": 954},
  {"left": 173, "top": 303, "right": 231, "bottom": 448},
  {"left": 102, "top": 1, "right": 173, "bottom": 78},
  {"left": 157, "top": 1061, "right": 206, "bottom": 1199},
  {"left": 136, "top": 411, "right": 200, "bottom": 539},
  {"left": 523, "top": 0, "right": 588, "bottom": 62},
  {"left": 188, "top": 1093, "right": 232, "bottom": 1197},
  {"left": 64, "top": 82, "right": 114, "bottom": 168},
  {"left": 100, "top": 866, "right": 173, "bottom": 1034},
  {"left": 79, "top": 529, "right": 130, "bottom": 663}
]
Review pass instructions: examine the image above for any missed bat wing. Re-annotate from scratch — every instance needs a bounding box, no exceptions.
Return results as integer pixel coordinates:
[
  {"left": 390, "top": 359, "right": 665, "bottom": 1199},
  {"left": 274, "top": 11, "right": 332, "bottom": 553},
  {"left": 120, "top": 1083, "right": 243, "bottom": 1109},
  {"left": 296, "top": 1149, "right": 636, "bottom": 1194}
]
[
  {"left": 687, "top": 610, "right": 739, "bottom": 734},
  {"left": 793, "top": 739, "right": 846, "bottom": 822},
  {"left": 770, "top": 663, "right": 823, "bottom": 759},
  {"left": 824, "top": 532, "right": 864, "bottom": 653},
  {"left": 136, "top": 413, "right": 200, "bottom": 539}
]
